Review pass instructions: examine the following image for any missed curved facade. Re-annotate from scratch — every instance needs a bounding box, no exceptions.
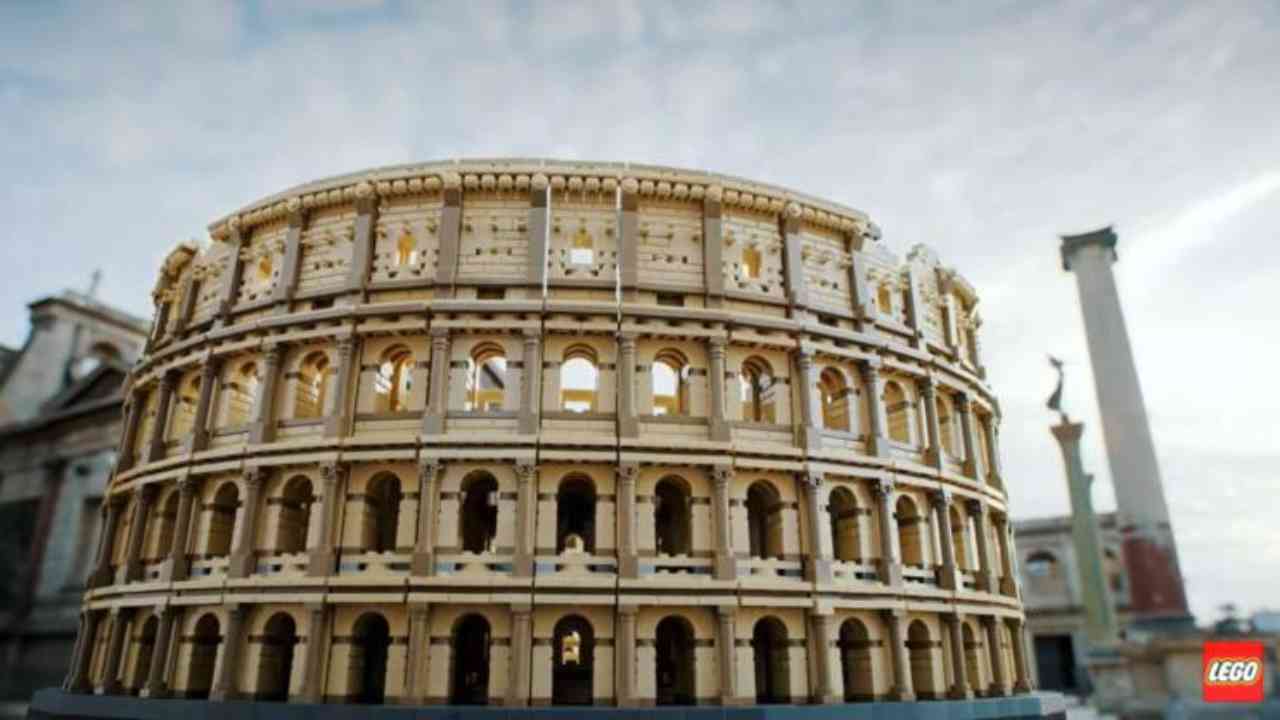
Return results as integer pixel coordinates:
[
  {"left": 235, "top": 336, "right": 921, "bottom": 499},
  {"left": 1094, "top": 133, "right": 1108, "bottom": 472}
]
[{"left": 64, "top": 159, "right": 1032, "bottom": 707}]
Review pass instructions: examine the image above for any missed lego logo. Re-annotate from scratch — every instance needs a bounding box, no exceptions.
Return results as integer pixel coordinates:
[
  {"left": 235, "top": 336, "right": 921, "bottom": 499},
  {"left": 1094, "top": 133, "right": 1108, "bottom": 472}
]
[{"left": 1205, "top": 659, "right": 1261, "bottom": 686}]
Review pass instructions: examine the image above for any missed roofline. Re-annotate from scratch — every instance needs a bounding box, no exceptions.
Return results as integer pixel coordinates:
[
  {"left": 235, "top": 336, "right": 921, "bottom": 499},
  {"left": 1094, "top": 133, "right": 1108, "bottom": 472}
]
[{"left": 28, "top": 293, "right": 150, "bottom": 335}]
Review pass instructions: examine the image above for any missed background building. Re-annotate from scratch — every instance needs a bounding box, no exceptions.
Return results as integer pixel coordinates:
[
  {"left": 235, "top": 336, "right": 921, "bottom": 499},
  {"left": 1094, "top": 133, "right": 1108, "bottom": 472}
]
[{"left": 0, "top": 289, "right": 147, "bottom": 707}]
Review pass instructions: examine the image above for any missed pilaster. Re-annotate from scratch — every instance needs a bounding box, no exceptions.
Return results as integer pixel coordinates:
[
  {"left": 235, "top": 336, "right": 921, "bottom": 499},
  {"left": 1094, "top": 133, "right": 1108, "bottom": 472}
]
[
  {"left": 956, "top": 392, "right": 981, "bottom": 479},
  {"left": 215, "top": 222, "right": 246, "bottom": 326},
  {"left": 185, "top": 360, "right": 220, "bottom": 453},
  {"left": 308, "top": 463, "right": 344, "bottom": 577},
  {"left": 143, "top": 606, "right": 178, "bottom": 698},
  {"left": 702, "top": 188, "right": 725, "bottom": 307},
  {"left": 807, "top": 609, "right": 837, "bottom": 704},
  {"left": 123, "top": 484, "right": 158, "bottom": 582},
  {"left": 272, "top": 207, "right": 307, "bottom": 307},
  {"left": 526, "top": 178, "right": 549, "bottom": 287},
  {"left": 930, "top": 489, "right": 960, "bottom": 591},
  {"left": 100, "top": 608, "right": 129, "bottom": 695},
  {"left": 144, "top": 372, "right": 177, "bottom": 462},
  {"left": 872, "top": 477, "right": 903, "bottom": 586},
  {"left": 227, "top": 468, "right": 265, "bottom": 578},
  {"left": 617, "top": 333, "right": 638, "bottom": 437},
  {"left": 519, "top": 330, "right": 541, "bottom": 434},
  {"left": 795, "top": 347, "right": 821, "bottom": 450},
  {"left": 345, "top": 183, "right": 378, "bottom": 295},
  {"left": 881, "top": 608, "right": 915, "bottom": 701},
  {"left": 619, "top": 179, "right": 639, "bottom": 298},
  {"left": 247, "top": 344, "right": 283, "bottom": 444},
  {"left": 920, "top": 377, "right": 944, "bottom": 470},
  {"left": 944, "top": 612, "right": 972, "bottom": 699},
  {"left": 508, "top": 604, "right": 533, "bottom": 706},
  {"left": 161, "top": 477, "right": 198, "bottom": 582},
  {"left": 615, "top": 605, "right": 638, "bottom": 706},
  {"left": 513, "top": 463, "right": 536, "bottom": 577},
  {"left": 860, "top": 359, "right": 891, "bottom": 458},
  {"left": 801, "top": 473, "right": 832, "bottom": 583},
  {"left": 711, "top": 467, "right": 736, "bottom": 580},
  {"left": 301, "top": 604, "right": 332, "bottom": 703},
  {"left": 434, "top": 173, "right": 463, "bottom": 297},
  {"left": 411, "top": 461, "right": 440, "bottom": 576},
  {"left": 708, "top": 336, "right": 730, "bottom": 441},
  {"left": 422, "top": 327, "right": 450, "bottom": 435},
  {"left": 210, "top": 604, "right": 246, "bottom": 701},
  {"left": 716, "top": 605, "right": 737, "bottom": 705},
  {"left": 967, "top": 498, "right": 998, "bottom": 593},
  {"left": 616, "top": 464, "right": 639, "bottom": 578},
  {"left": 981, "top": 615, "right": 1010, "bottom": 696},
  {"left": 323, "top": 334, "right": 356, "bottom": 438}
]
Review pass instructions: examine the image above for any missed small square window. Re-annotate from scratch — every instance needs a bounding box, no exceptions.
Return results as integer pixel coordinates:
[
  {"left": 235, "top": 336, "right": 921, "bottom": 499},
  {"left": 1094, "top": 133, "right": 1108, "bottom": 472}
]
[
  {"left": 478, "top": 287, "right": 505, "bottom": 300},
  {"left": 311, "top": 298, "right": 334, "bottom": 310},
  {"left": 656, "top": 293, "right": 684, "bottom": 307}
]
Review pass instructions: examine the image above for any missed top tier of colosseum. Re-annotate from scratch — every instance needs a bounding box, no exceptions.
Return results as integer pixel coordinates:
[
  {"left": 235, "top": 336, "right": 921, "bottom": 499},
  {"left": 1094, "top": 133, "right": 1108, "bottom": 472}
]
[{"left": 69, "top": 159, "right": 1031, "bottom": 709}]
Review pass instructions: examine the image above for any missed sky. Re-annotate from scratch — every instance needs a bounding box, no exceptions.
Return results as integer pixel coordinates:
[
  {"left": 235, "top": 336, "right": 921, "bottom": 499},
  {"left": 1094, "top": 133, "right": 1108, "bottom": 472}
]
[{"left": 1, "top": 1, "right": 1276, "bottom": 624}]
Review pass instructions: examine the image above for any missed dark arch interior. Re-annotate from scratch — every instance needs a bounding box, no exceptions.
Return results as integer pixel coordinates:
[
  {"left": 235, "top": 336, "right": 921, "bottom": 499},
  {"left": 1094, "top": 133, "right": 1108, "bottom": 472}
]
[
  {"left": 129, "top": 615, "right": 158, "bottom": 696},
  {"left": 367, "top": 474, "right": 401, "bottom": 553},
  {"left": 655, "top": 616, "right": 695, "bottom": 705},
  {"left": 838, "top": 619, "right": 874, "bottom": 701},
  {"left": 556, "top": 477, "right": 596, "bottom": 553},
  {"left": 460, "top": 473, "right": 498, "bottom": 553},
  {"left": 752, "top": 617, "right": 790, "bottom": 704},
  {"left": 828, "top": 488, "right": 861, "bottom": 563},
  {"left": 654, "top": 478, "right": 691, "bottom": 557},
  {"left": 746, "top": 482, "right": 783, "bottom": 560},
  {"left": 258, "top": 613, "right": 299, "bottom": 702},
  {"left": 187, "top": 614, "right": 221, "bottom": 700},
  {"left": 277, "top": 477, "right": 314, "bottom": 554},
  {"left": 552, "top": 615, "right": 595, "bottom": 705},
  {"left": 353, "top": 613, "right": 391, "bottom": 704},
  {"left": 449, "top": 614, "right": 491, "bottom": 705}
]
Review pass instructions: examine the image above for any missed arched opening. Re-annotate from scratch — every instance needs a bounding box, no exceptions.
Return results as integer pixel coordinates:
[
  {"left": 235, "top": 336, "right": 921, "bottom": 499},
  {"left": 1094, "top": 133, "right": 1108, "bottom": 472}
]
[
  {"left": 962, "top": 623, "right": 982, "bottom": 696},
  {"left": 374, "top": 347, "right": 413, "bottom": 413},
  {"left": 366, "top": 473, "right": 402, "bottom": 553},
  {"left": 557, "top": 476, "right": 596, "bottom": 554},
  {"left": 275, "top": 476, "right": 314, "bottom": 555},
  {"left": 819, "top": 367, "right": 851, "bottom": 431},
  {"left": 655, "top": 616, "right": 696, "bottom": 705},
  {"left": 459, "top": 473, "right": 498, "bottom": 554},
  {"left": 907, "top": 620, "right": 938, "bottom": 699},
  {"left": 206, "top": 483, "right": 239, "bottom": 558},
  {"left": 293, "top": 352, "right": 330, "bottom": 419},
  {"left": 746, "top": 482, "right": 784, "bottom": 560},
  {"left": 224, "top": 362, "right": 259, "bottom": 427},
  {"left": 938, "top": 393, "right": 957, "bottom": 458},
  {"left": 752, "top": 617, "right": 790, "bottom": 704},
  {"left": 560, "top": 347, "right": 598, "bottom": 413},
  {"left": 651, "top": 350, "right": 689, "bottom": 416},
  {"left": 449, "top": 614, "right": 491, "bottom": 705},
  {"left": 950, "top": 506, "right": 969, "bottom": 569},
  {"left": 653, "top": 477, "right": 691, "bottom": 557},
  {"left": 551, "top": 615, "right": 594, "bottom": 706},
  {"left": 257, "top": 613, "right": 298, "bottom": 702},
  {"left": 130, "top": 615, "right": 158, "bottom": 695},
  {"left": 465, "top": 345, "right": 506, "bottom": 411},
  {"left": 828, "top": 487, "right": 861, "bottom": 562},
  {"left": 186, "top": 614, "right": 221, "bottom": 700},
  {"left": 884, "top": 381, "right": 911, "bottom": 443},
  {"left": 396, "top": 230, "right": 416, "bottom": 266},
  {"left": 570, "top": 226, "right": 595, "bottom": 265},
  {"left": 838, "top": 618, "right": 874, "bottom": 701},
  {"left": 169, "top": 374, "right": 200, "bottom": 438},
  {"left": 742, "top": 245, "right": 762, "bottom": 280},
  {"left": 895, "top": 496, "right": 926, "bottom": 568},
  {"left": 739, "top": 357, "right": 776, "bottom": 423},
  {"left": 352, "top": 613, "right": 391, "bottom": 705}
]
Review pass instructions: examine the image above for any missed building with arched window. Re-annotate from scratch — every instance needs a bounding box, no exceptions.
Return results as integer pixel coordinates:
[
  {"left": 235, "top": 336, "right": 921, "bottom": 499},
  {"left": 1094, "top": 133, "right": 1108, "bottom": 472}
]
[{"left": 51, "top": 160, "right": 1049, "bottom": 719}]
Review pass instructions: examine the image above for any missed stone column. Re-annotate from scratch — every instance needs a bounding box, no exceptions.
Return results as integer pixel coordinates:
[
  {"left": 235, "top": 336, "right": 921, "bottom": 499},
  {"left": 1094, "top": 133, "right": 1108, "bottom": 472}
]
[
  {"left": 807, "top": 610, "right": 837, "bottom": 704},
  {"left": 186, "top": 360, "right": 220, "bottom": 453},
  {"left": 708, "top": 336, "right": 730, "bottom": 441},
  {"left": 795, "top": 347, "right": 821, "bottom": 450},
  {"left": 703, "top": 187, "right": 725, "bottom": 307},
  {"left": 100, "top": 609, "right": 130, "bottom": 694},
  {"left": 956, "top": 393, "right": 981, "bottom": 480},
  {"left": 616, "top": 605, "right": 637, "bottom": 706},
  {"left": 968, "top": 499, "right": 998, "bottom": 593},
  {"left": 982, "top": 417, "right": 1004, "bottom": 488},
  {"left": 301, "top": 604, "right": 331, "bottom": 703},
  {"left": 345, "top": 184, "right": 378, "bottom": 295},
  {"left": 801, "top": 473, "right": 832, "bottom": 583},
  {"left": 422, "top": 328, "right": 450, "bottom": 434},
  {"left": 943, "top": 612, "right": 971, "bottom": 699},
  {"left": 859, "top": 360, "right": 891, "bottom": 458},
  {"left": 617, "top": 333, "right": 638, "bottom": 437},
  {"left": 434, "top": 173, "right": 463, "bottom": 296},
  {"left": 617, "top": 465, "right": 639, "bottom": 579},
  {"left": 519, "top": 330, "right": 541, "bottom": 435},
  {"left": 508, "top": 604, "right": 533, "bottom": 706},
  {"left": 175, "top": 274, "right": 199, "bottom": 332},
  {"left": 67, "top": 610, "right": 101, "bottom": 693},
  {"left": 115, "top": 390, "right": 143, "bottom": 472},
  {"left": 228, "top": 469, "right": 265, "bottom": 578},
  {"left": 981, "top": 616, "right": 1010, "bottom": 696},
  {"left": 619, "top": 179, "right": 639, "bottom": 298},
  {"left": 871, "top": 478, "right": 903, "bottom": 586},
  {"left": 1007, "top": 618, "right": 1032, "bottom": 693},
  {"left": 215, "top": 221, "right": 246, "bottom": 326},
  {"left": 780, "top": 202, "right": 808, "bottom": 314},
  {"left": 527, "top": 180, "right": 549, "bottom": 287},
  {"left": 162, "top": 478, "right": 198, "bottom": 581},
  {"left": 996, "top": 515, "right": 1018, "bottom": 596},
  {"left": 143, "top": 606, "right": 178, "bottom": 698},
  {"left": 272, "top": 208, "right": 306, "bottom": 307},
  {"left": 513, "top": 463, "right": 536, "bottom": 577},
  {"left": 919, "top": 378, "right": 944, "bottom": 470},
  {"left": 145, "top": 373, "right": 178, "bottom": 462},
  {"left": 323, "top": 335, "right": 356, "bottom": 438},
  {"left": 882, "top": 608, "right": 914, "bottom": 701},
  {"left": 124, "top": 484, "right": 158, "bottom": 582},
  {"left": 89, "top": 495, "right": 126, "bottom": 588},
  {"left": 716, "top": 605, "right": 737, "bottom": 704},
  {"left": 404, "top": 603, "right": 431, "bottom": 704},
  {"left": 902, "top": 267, "right": 926, "bottom": 349},
  {"left": 411, "top": 461, "right": 440, "bottom": 576},
  {"left": 930, "top": 489, "right": 959, "bottom": 590},
  {"left": 308, "top": 463, "right": 344, "bottom": 577},
  {"left": 248, "top": 344, "right": 283, "bottom": 444},
  {"left": 211, "top": 605, "right": 246, "bottom": 701},
  {"left": 711, "top": 467, "right": 736, "bottom": 581}
]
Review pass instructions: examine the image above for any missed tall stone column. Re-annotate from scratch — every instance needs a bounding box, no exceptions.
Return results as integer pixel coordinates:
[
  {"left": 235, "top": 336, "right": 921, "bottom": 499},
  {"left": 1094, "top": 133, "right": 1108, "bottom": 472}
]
[
  {"left": 708, "top": 336, "right": 730, "bottom": 441},
  {"left": 211, "top": 605, "right": 246, "bottom": 701},
  {"left": 526, "top": 180, "right": 549, "bottom": 287},
  {"left": 800, "top": 473, "right": 832, "bottom": 583},
  {"left": 124, "top": 484, "right": 158, "bottom": 582},
  {"left": 186, "top": 360, "right": 220, "bottom": 453},
  {"left": 780, "top": 202, "right": 809, "bottom": 315},
  {"left": 89, "top": 495, "right": 126, "bottom": 588},
  {"left": 943, "top": 612, "right": 971, "bottom": 699},
  {"left": 617, "top": 333, "right": 638, "bottom": 437},
  {"left": 308, "top": 463, "right": 344, "bottom": 577},
  {"left": 434, "top": 174, "right": 463, "bottom": 296},
  {"left": 1061, "top": 226, "right": 1191, "bottom": 627},
  {"left": 508, "top": 604, "right": 533, "bottom": 706},
  {"left": 956, "top": 393, "right": 981, "bottom": 480},
  {"left": 711, "top": 467, "right": 736, "bottom": 580},
  {"left": 807, "top": 610, "right": 837, "bottom": 704},
  {"left": 144, "top": 372, "right": 177, "bottom": 462},
  {"left": 981, "top": 415, "right": 1004, "bottom": 487},
  {"left": 144, "top": 606, "right": 178, "bottom": 698},
  {"left": 872, "top": 478, "right": 903, "bottom": 586},
  {"left": 215, "top": 220, "right": 246, "bottom": 326},
  {"left": 228, "top": 469, "right": 265, "bottom": 578},
  {"left": 323, "top": 335, "right": 356, "bottom": 438},
  {"left": 919, "top": 377, "right": 944, "bottom": 470},
  {"left": 615, "top": 605, "right": 637, "bottom": 706},
  {"left": 301, "top": 604, "right": 331, "bottom": 703},
  {"left": 981, "top": 615, "right": 1010, "bottom": 696},
  {"left": 702, "top": 187, "right": 725, "bottom": 307},
  {"left": 412, "top": 461, "right": 440, "bottom": 576},
  {"left": 67, "top": 610, "right": 101, "bottom": 693},
  {"left": 115, "top": 390, "right": 143, "bottom": 472},
  {"left": 859, "top": 360, "right": 891, "bottom": 458},
  {"left": 404, "top": 603, "right": 431, "bottom": 704},
  {"left": 248, "top": 344, "right": 283, "bottom": 444},
  {"left": 272, "top": 207, "right": 306, "bottom": 307},
  {"left": 930, "top": 489, "right": 959, "bottom": 590},
  {"left": 1008, "top": 618, "right": 1032, "bottom": 693},
  {"left": 100, "top": 609, "right": 131, "bottom": 694},
  {"left": 513, "top": 463, "right": 536, "bottom": 577},
  {"left": 967, "top": 499, "right": 998, "bottom": 593},
  {"left": 618, "top": 179, "right": 639, "bottom": 299},
  {"left": 422, "top": 328, "right": 450, "bottom": 435},
  {"left": 616, "top": 465, "right": 639, "bottom": 578},
  {"left": 161, "top": 478, "right": 198, "bottom": 581},
  {"left": 345, "top": 184, "right": 378, "bottom": 296},
  {"left": 882, "top": 608, "right": 914, "bottom": 701},
  {"left": 995, "top": 514, "right": 1017, "bottom": 596},
  {"left": 716, "top": 605, "right": 737, "bottom": 705},
  {"left": 795, "top": 347, "right": 821, "bottom": 450},
  {"left": 519, "top": 330, "right": 541, "bottom": 435}
]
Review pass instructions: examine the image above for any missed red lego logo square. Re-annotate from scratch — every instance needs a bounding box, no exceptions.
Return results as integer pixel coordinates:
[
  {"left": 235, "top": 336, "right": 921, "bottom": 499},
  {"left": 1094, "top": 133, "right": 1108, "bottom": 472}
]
[{"left": 1203, "top": 641, "right": 1265, "bottom": 703}]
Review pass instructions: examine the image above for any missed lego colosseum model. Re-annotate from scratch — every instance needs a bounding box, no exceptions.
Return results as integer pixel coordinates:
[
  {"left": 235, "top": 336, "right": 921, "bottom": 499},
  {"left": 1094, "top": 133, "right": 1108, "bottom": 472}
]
[{"left": 65, "top": 159, "right": 1033, "bottom": 709}]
